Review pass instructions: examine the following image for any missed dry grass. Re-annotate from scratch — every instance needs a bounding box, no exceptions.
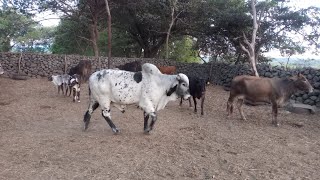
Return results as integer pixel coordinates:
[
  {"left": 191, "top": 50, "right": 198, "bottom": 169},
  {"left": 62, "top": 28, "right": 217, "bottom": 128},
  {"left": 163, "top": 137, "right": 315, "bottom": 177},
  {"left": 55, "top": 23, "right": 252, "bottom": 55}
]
[{"left": 0, "top": 77, "right": 320, "bottom": 179}]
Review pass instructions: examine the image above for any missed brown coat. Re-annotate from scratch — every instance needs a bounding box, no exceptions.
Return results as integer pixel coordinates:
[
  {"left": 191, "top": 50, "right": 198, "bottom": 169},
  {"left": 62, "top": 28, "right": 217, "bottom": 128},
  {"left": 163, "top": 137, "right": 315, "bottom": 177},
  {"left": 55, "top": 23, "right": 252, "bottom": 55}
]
[
  {"left": 227, "top": 73, "right": 313, "bottom": 126},
  {"left": 158, "top": 66, "right": 176, "bottom": 74}
]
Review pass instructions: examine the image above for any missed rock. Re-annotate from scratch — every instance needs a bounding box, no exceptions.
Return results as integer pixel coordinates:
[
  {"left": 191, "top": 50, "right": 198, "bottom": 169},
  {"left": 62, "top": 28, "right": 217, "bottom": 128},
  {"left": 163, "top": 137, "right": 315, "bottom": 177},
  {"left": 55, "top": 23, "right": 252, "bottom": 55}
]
[{"left": 286, "top": 103, "right": 317, "bottom": 114}]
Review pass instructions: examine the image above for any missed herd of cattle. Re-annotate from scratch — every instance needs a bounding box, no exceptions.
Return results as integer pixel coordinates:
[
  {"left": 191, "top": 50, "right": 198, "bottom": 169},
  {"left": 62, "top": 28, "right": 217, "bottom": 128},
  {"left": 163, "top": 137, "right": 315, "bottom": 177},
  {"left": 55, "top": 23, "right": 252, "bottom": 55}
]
[{"left": 44, "top": 60, "right": 314, "bottom": 133}]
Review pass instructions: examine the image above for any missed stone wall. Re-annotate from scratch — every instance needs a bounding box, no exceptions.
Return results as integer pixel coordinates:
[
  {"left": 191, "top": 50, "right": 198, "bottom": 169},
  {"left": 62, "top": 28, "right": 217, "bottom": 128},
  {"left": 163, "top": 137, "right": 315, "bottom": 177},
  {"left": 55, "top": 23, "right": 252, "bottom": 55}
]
[
  {"left": 205, "top": 62, "right": 320, "bottom": 107},
  {"left": 0, "top": 52, "right": 175, "bottom": 78},
  {"left": 1, "top": 52, "right": 319, "bottom": 107}
]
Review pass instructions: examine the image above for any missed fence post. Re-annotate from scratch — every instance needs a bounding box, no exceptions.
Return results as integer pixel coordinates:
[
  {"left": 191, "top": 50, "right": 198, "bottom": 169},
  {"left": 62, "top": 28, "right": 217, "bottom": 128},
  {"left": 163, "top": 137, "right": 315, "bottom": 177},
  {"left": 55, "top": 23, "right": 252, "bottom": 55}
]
[{"left": 64, "top": 55, "right": 67, "bottom": 74}]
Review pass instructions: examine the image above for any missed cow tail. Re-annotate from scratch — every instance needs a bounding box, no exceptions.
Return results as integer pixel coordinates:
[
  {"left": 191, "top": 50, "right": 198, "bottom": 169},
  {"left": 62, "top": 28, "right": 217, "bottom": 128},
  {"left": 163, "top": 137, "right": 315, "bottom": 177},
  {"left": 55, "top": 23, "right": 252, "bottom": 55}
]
[{"left": 88, "top": 86, "right": 91, "bottom": 96}]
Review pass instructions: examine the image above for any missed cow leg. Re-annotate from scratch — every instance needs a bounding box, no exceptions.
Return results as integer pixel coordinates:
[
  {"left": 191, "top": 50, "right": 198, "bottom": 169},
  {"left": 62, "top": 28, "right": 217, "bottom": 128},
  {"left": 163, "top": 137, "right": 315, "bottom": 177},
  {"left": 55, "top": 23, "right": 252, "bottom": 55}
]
[
  {"left": 143, "top": 112, "right": 149, "bottom": 132},
  {"left": 72, "top": 88, "right": 76, "bottom": 102},
  {"left": 144, "top": 112, "right": 157, "bottom": 133},
  {"left": 193, "top": 96, "right": 197, "bottom": 113},
  {"left": 227, "top": 96, "right": 235, "bottom": 116},
  {"left": 58, "top": 85, "right": 61, "bottom": 94},
  {"left": 271, "top": 101, "right": 279, "bottom": 127},
  {"left": 77, "top": 91, "right": 80, "bottom": 102},
  {"left": 61, "top": 85, "right": 64, "bottom": 95},
  {"left": 188, "top": 97, "right": 192, "bottom": 107},
  {"left": 65, "top": 85, "right": 68, "bottom": 96},
  {"left": 179, "top": 97, "right": 184, "bottom": 106},
  {"left": 200, "top": 95, "right": 205, "bottom": 115},
  {"left": 101, "top": 107, "right": 119, "bottom": 134},
  {"left": 67, "top": 86, "right": 71, "bottom": 96},
  {"left": 83, "top": 101, "right": 99, "bottom": 130},
  {"left": 237, "top": 98, "right": 247, "bottom": 121},
  {"left": 148, "top": 113, "right": 158, "bottom": 132}
]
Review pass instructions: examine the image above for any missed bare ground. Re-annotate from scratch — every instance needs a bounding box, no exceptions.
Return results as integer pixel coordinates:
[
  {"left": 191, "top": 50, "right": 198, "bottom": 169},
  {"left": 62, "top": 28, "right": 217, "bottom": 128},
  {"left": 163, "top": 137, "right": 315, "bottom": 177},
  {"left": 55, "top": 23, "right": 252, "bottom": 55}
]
[{"left": 0, "top": 77, "right": 320, "bottom": 180}]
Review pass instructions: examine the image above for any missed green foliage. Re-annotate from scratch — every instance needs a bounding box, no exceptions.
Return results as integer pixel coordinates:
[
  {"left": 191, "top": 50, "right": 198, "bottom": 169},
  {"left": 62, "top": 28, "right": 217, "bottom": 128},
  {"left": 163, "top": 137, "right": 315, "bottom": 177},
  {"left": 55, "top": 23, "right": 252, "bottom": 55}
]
[
  {"left": 12, "top": 26, "right": 56, "bottom": 53},
  {"left": 51, "top": 18, "right": 94, "bottom": 55},
  {"left": 160, "top": 36, "right": 201, "bottom": 63},
  {"left": 98, "top": 29, "right": 141, "bottom": 57},
  {"left": 0, "top": 8, "right": 36, "bottom": 52}
]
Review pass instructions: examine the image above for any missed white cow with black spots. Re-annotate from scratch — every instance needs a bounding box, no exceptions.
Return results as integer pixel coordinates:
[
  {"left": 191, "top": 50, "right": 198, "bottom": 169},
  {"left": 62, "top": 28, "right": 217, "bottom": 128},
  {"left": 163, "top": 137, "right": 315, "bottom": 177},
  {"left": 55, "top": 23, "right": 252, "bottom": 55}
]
[{"left": 83, "top": 63, "right": 191, "bottom": 134}]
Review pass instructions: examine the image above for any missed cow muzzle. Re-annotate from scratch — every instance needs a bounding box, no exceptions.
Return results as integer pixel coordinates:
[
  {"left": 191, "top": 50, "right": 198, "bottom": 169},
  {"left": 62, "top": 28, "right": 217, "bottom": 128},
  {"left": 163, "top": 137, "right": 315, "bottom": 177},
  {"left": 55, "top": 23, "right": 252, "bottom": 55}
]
[{"left": 183, "top": 93, "right": 191, "bottom": 100}]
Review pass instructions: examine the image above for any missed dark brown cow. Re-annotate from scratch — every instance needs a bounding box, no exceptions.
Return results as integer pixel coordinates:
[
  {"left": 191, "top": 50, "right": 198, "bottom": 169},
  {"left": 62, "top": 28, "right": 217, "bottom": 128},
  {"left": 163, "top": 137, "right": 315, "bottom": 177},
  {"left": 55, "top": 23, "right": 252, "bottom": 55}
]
[
  {"left": 227, "top": 73, "right": 314, "bottom": 126},
  {"left": 68, "top": 60, "right": 92, "bottom": 83},
  {"left": 158, "top": 66, "right": 176, "bottom": 74},
  {"left": 180, "top": 76, "right": 206, "bottom": 115},
  {"left": 116, "top": 61, "right": 142, "bottom": 72}
]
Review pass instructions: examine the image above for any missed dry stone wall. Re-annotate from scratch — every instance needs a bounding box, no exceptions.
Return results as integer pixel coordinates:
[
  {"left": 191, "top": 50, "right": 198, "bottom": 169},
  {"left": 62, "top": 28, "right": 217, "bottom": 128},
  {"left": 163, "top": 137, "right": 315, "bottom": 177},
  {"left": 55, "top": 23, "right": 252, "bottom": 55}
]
[{"left": 0, "top": 52, "right": 319, "bottom": 107}]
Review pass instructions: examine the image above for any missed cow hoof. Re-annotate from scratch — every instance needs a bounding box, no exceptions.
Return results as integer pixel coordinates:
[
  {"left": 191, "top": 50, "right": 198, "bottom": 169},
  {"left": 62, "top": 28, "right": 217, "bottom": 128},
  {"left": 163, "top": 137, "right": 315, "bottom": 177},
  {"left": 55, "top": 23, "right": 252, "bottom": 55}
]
[
  {"left": 143, "top": 129, "right": 151, "bottom": 134},
  {"left": 112, "top": 128, "right": 120, "bottom": 134},
  {"left": 78, "top": 100, "right": 81, "bottom": 103},
  {"left": 83, "top": 122, "right": 89, "bottom": 131},
  {"left": 272, "top": 121, "right": 280, "bottom": 127},
  {"left": 121, "top": 110, "right": 125, "bottom": 113}
]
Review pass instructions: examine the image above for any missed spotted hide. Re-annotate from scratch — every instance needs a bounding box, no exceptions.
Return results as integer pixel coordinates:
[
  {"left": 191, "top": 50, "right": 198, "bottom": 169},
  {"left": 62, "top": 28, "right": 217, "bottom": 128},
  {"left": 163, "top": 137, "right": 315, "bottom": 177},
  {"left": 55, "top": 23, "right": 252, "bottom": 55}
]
[{"left": 83, "top": 63, "right": 191, "bottom": 134}]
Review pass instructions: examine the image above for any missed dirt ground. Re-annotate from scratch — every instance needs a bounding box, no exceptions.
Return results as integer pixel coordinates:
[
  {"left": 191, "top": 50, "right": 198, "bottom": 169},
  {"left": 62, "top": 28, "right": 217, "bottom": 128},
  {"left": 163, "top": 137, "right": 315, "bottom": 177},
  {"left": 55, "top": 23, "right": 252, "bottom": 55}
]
[{"left": 0, "top": 77, "right": 320, "bottom": 180}]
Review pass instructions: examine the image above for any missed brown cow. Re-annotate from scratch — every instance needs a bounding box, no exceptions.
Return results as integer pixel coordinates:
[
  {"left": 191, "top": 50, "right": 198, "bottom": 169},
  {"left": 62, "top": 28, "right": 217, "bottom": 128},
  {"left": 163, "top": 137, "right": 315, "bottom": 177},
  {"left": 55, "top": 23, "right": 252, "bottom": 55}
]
[
  {"left": 116, "top": 61, "right": 142, "bottom": 72},
  {"left": 226, "top": 73, "right": 314, "bottom": 126},
  {"left": 158, "top": 66, "right": 176, "bottom": 74},
  {"left": 68, "top": 60, "right": 92, "bottom": 83}
]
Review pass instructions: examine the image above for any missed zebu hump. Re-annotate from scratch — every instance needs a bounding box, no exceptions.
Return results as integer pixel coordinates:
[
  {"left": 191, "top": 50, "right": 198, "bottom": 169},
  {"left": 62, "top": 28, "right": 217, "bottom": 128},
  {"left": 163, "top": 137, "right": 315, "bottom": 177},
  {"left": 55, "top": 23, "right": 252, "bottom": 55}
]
[{"left": 142, "top": 63, "right": 161, "bottom": 75}]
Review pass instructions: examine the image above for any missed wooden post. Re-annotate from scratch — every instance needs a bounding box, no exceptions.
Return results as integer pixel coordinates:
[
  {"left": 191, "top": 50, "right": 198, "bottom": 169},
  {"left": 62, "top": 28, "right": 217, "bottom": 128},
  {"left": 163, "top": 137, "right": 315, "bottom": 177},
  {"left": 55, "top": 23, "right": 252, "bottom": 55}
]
[
  {"left": 64, "top": 55, "right": 67, "bottom": 74},
  {"left": 18, "top": 52, "right": 22, "bottom": 74}
]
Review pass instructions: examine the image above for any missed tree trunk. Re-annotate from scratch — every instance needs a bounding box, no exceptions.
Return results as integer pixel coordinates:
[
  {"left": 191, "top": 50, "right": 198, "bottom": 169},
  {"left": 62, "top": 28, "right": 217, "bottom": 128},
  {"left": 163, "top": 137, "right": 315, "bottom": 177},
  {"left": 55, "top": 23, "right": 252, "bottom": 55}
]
[
  {"left": 105, "top": 0, "right": 112, "bottom": 68},
  {"left": 165, "top": 0, "right": 176, "bottom": 59},
  {"left": 239, "top": 0, "right": 259, "bottom": 77},
  {"left": 144, "top": 48, "right": 159, "bottom": 58},
  {"left": 91, "top": 19, "right": 100, "bottom": 57}
]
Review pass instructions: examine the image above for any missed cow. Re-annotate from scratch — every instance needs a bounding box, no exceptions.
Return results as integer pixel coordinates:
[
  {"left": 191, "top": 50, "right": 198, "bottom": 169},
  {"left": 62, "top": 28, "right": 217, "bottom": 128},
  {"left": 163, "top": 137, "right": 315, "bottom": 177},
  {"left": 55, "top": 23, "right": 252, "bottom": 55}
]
[
  {"left": 83, "top": 63, "right": 191, "bottom": 134},
  {"left": 180, "top": 76, "right": 206, "bottom": 115},
  {"left": 68, "top": 60, "right": 92, "bottom": 83},
  {"left": 67, "top": 74, "right": 81, "bottom": 102},
  {"left": 158, "top": 66, "right": 177, "bottom": 75},
  {"left": 226, "top": 73, "right": 314, "bottom": 126},
  {"left": 116, "top": 61, "right": 142, "bottom": 72},
  {"left": 0, "top": 62, "right": 4, "bottom": 75},
  {"left": 48, "top": 75, "right": 65, "bottom": 95}
]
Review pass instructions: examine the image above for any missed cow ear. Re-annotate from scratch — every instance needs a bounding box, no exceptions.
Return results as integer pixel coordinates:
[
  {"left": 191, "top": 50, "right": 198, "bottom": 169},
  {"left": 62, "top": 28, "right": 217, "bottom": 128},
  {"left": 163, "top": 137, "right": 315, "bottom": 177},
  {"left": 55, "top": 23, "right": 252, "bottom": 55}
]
[{"left": 176, "top": 74, "right": 181, "bottom": 81}]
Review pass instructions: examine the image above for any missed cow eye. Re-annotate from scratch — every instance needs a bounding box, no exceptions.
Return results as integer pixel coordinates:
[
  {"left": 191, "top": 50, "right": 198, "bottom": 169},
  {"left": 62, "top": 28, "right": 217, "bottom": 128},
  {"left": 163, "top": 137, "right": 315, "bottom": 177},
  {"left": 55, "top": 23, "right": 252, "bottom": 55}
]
[{"left": 181, "top": 83, "right": 186, "bottom": 87}]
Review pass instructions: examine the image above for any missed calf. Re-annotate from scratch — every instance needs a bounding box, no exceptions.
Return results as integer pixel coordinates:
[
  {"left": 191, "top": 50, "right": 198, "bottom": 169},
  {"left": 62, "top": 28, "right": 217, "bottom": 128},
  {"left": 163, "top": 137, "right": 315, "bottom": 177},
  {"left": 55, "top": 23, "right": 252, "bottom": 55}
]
[
  {"left": 48, "top": 75, "right": 64, "bottom": 94},
  {"left": 227, "top": 73, "right": 314, "bottom": 126},
  {"left": 180, "top": 76, "right": 206, "bottom": 115},
  {"left": 67, "top": 74, "right": 81, "bottom": 102},
  {"left": 83, "top": 63, "right": 191, "bottom": 134},
  {"left": 68, "top": 60, "right": 92, "bottom": 83}
]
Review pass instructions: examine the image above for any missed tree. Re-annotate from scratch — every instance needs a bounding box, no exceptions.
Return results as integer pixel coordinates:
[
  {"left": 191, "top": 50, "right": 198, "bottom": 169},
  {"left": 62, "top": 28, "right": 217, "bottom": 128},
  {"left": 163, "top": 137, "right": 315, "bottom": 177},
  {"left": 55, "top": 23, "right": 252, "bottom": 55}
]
[
  {"left": 51, "top": 18, "right": 93, "bottom": 55},
  {"left": 239, "top": 0, "right": 259, "bottom": 76},
  {"left": 160, "top": 36, "right": 201, "bottom": 63},
  {"left": 112, "top": 0, "right": 197, "bottom": 58},
  {"left": 40, "top": 0, "right": 108, "bottom": 57},
  {"left": 104, "top": 0, "right": 111, "bottom": 68},
  {"left": 0, "top": 8, "right": 37, "bottom": 52},
  {"left": 13, "top": 26, "right": 55, "bottom": 53}
]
